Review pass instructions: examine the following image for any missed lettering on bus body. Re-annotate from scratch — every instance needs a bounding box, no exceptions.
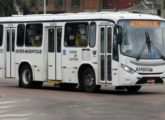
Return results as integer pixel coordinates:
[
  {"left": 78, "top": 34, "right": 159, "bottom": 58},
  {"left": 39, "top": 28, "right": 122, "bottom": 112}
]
[
  {"left": 69, "top": 50, "right": 78, "bottom": 61},
  {"left": 16, "top": 49, "right": 42, "bottom": 54}
]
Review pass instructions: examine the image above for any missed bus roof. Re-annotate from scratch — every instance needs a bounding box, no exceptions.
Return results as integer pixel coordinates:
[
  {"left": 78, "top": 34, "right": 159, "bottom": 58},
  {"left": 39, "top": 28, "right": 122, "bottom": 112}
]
[{"left": 0, "top": 11, "right": 164, "bottom": 23}]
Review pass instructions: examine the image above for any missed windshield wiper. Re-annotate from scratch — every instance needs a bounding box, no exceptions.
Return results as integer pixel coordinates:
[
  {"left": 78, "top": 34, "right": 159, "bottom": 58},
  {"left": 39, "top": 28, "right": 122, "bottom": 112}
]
[
  {"left": 136, "top": 31, "right": 151, "bottom": 60},
  {"left": 136, "top": 31, "right": 165, "bottom": 60}
]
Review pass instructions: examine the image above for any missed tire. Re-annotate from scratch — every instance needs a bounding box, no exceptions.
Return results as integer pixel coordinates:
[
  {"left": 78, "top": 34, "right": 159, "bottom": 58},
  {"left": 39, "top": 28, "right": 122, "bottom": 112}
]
[
  {"left": 81, "top": 68, "right": 100, "bottom": 93},
  {"left": 19, "top": 64, "right": 43, "bottom": 88},
  {"left": 125, "top": 86, "right": 141, "bottom": 93},
  {"left": 59, "top": 83, "right": 77, "bottom": 90}
]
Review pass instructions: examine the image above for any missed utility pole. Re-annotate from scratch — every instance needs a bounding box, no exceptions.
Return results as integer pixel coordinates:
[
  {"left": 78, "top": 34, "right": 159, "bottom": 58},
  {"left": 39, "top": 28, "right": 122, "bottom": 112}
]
[
  {"left": 44, "top": 0, "right": 46, "bottom": 14},
  {"left": 97, "top": 0, "right": 101, "bottom": 12}
]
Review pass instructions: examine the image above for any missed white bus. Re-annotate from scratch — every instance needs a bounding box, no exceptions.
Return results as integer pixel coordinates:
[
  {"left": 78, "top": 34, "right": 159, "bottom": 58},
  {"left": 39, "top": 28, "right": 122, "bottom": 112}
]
[{"left": 0, "top": 12, "right": 165, "bottom": 92}]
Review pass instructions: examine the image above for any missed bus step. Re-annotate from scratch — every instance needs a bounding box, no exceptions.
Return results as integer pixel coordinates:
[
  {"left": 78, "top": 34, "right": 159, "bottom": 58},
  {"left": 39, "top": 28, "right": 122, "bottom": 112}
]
[{"left": 46, "top": 80, "right": 62, "bottom": 85}]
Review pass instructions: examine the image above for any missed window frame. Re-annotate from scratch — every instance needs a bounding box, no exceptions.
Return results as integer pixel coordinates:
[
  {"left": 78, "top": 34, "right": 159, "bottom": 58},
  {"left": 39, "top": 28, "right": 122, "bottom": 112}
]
[
  {"left": 64, "top": 22, "right": 89, "bottom": 48},
  {"left": 17, "top": 24, "right": 25, "bottom": 47},
  {"left": 55, "top": 0, "right": 63, "bottom": 8},
  {"left": 25, "top": 23, "right": 43, "bottom": 47},
  {"left": 89, "top": 22, "right": 96, "bottom": 48},
  {"left": 72, "top": 0, "right": 80, "bottom": 8}
]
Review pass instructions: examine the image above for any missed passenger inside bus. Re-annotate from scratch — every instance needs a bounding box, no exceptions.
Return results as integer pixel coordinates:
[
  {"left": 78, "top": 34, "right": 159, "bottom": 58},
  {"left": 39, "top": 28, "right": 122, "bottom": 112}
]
[{"left": 65, "top": 23, "right": 88, "bottom": 47}]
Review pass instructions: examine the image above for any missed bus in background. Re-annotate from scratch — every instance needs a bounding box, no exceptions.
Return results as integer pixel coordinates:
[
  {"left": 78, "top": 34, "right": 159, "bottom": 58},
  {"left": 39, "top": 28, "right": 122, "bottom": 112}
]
[{"left": 0, "top": 12, "right": 165, "bottom": 93}]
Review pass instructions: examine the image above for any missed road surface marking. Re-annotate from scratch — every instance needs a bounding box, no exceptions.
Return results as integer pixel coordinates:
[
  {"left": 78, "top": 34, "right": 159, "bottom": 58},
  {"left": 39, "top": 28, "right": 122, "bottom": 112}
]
[
  {"left": 2, "top": 118, "right": 29, "bottom": 120},
  {"left": 0, "top": 113, "right": 32, "bottom": 117},
  {"left": 0, "top": 101, "right": 17, "bottom": 105},
  {"left": 0, "top": 105, "right": 14, "bottom": 109}
]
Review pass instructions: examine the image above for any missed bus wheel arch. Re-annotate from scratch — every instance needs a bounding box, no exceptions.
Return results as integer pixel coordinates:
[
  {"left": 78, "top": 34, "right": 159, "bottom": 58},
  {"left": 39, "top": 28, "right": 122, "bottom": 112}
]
[
  {"left": 18, "top": 62, "right": 43, "bottom": 88},
  {"left": 78, "top": 64, "right": 100, "bottom": 92}
]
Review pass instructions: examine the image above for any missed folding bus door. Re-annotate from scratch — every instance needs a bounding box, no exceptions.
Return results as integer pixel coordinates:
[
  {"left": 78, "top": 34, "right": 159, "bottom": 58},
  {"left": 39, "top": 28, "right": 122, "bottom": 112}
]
[
  {"left": 47, "top": 27, "right": 62, "bottom": 81},
  {"left": 6, "top": 28, "right": 16, "bottom": 78},
  {"left": 100, "top": 26, "right": 113, "bottom": 83}
]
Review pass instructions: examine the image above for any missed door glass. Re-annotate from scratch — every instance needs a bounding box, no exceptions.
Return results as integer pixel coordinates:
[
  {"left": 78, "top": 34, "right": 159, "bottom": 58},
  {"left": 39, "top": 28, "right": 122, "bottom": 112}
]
[
  {"left": 107, "top": 27, "right": 112, "bottom": 53},
  {"left": 0, "top": 25, "right": 3, "bottom": 46},
  {"left": 57, "top": 28, "right": 62, "bottom": 53},
  {"left": 101, "top": 55, "right": 104, "bottom": 81},
  {"left": 48, "top": 29, "right": 55, "bottom": 52},
  {"left": 100, "top": 28, "right": 105, "bottom": 53},
  {"left": 12, "top": 29, "right": 15, "bottom": 52},
  {"left": 100, "top": 27, "right": 105, "bottom": 81},
  {"left": 107, "top": 55, "right": 112, "bottom": 81},
  {"left": 107, "top": 27, "right": 112, "bottom": 81},
  {"left": 7, "top": 30, "right": 10, "bottom": 52}
]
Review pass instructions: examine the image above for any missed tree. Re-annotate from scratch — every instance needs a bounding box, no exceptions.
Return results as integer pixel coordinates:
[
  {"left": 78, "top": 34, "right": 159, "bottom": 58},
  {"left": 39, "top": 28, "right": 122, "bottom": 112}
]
[
  {"left": 15, "top": 0, "right": 29, "bottom": 15},
  {"left": 30, "top": 0, "right": 38, "bottom": 14},
  {"left": 0, "top": 0, "right": 16, "bottom": 16}
]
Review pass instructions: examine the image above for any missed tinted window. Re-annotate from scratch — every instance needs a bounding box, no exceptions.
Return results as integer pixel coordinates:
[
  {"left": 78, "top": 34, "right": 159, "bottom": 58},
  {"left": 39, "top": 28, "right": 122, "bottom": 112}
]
[
  {"left": 48, "top": 29, "right": 55, "bottom": 52},
  {"left": 57, "top": 28, "right": 62, "bottom": 52},
  {"left": 89, "top": 22, "right": 96, "bottom": 47},
  {"left": 107, "top": 27, "right": 112, "bottom": 53},
  {"left": 72, "top": 0, "right": 80, "bottom": 7},
  {"left": 0, "top": 25, "right": 3, "bottom": 46},
  {"left": 17, "top": 24, "right": 25, "bottom": 46},
  {"left": 25, "top": 24, "right": 43, "bottom": 47},
  {"left": 12, "top": 29, "right": 15, "bottom": 52},
  {"left": 55, "top": 0, "right": 63, "bottom": 7},
  {"left": 100, "top": 28, "right": 105, "bottom": 53},
  {"left": 65, "top": 23, "right": 88, "bottom": 47},
  {"left": 7, "top": 30, "right": 10, "bottom": 52}
]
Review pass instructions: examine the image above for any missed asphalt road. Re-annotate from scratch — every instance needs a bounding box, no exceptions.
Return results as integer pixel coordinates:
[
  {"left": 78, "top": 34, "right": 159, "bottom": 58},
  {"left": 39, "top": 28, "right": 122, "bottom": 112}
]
[{"left": 0, "top": 78, "right": 165, "bottom": 120}]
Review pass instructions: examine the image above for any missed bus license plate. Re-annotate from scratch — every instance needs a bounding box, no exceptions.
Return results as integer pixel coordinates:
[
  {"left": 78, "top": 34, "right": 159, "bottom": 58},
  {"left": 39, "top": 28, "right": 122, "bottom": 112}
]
[{"left": 147, "top": 79, "right": 155, "bottom": 83}]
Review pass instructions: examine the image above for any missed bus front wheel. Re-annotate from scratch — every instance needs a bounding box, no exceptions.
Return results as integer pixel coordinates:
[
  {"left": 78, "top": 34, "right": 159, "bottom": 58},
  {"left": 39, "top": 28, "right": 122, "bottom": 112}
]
[{"left": 82, "top": 68, "right": 100, "bottom": 93}]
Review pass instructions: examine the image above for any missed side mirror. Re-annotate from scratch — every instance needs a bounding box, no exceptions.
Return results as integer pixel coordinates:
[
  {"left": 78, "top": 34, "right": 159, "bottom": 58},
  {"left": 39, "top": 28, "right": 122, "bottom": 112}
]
[{"left": 115, "top": 25, "right": 122, "bottom": 45}]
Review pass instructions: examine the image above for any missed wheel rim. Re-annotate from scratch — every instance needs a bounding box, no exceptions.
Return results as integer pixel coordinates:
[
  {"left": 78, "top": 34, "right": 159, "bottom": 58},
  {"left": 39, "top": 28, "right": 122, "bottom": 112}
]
[
  {"left": 85, "top": 73, "right": 94, "bottom": 88},
  {"left": 22, "top": 69, "right": 31, "bottom": 85}
]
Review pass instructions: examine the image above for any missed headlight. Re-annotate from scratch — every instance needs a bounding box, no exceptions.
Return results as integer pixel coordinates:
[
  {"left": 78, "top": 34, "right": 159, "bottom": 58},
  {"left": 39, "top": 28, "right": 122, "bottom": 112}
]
[{"left": 121, "top": 64, "right": 136, "bottom": 74}]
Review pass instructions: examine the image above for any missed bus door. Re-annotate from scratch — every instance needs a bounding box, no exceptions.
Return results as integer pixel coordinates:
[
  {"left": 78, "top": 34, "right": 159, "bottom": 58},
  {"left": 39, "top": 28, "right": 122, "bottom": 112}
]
[
  {"left": 47, "top": 27, "right": 62, "bottom": 80},
  {"left": 5, "top": 27, "right": 16, "bottom": 78},
  {"left": 100, "top": 26, "right": 112, "bottom": 83}
]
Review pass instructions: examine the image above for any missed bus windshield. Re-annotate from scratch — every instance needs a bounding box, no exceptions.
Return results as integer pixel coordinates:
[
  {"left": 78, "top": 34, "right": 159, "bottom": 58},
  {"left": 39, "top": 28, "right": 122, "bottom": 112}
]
[{"left": 118, "top": 20, "right": 165, "bottom": 59}]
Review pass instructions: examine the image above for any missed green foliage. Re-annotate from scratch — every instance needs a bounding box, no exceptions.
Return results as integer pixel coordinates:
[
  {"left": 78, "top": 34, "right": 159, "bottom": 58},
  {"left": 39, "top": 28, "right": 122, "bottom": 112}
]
[{"left": 0, "top": 0, "right": 16, "bottom": 16}]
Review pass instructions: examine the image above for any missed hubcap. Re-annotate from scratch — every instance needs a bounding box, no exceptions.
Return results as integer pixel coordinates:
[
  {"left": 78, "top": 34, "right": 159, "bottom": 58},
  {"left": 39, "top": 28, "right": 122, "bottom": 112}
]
[
  {"left": 85, "top": 73, "right": 94, "bottom": 88},
  {"left": 22, "top": 69, "right": 31, "bottom": 85}
]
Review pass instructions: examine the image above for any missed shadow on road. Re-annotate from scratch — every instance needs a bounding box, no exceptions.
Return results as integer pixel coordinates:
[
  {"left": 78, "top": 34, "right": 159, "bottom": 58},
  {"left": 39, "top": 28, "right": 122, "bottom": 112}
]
[{"left": 4, "top": 84, "right": 164, "bottom": 96}]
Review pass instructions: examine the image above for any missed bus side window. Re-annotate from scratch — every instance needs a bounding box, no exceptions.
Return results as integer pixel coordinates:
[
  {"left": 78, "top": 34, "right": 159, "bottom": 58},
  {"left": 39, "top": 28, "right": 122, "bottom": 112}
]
[
  {"left": 89, "top": 22, "right": 96, "bottom": 47},
  {"left": 0, "top": 25, "right": 3, "bottom": 47},
  {"left": 25, "top": 24, "right": 43, "bottom": 47},
  {"left": 64, "top": 23, "right": 88, "bottom": 47},
  {"left": 57, "top": 28, "right": 62, "bottom": 52},
  {"left": 17, "top": 24, "right": 25, "bottom": 47}
]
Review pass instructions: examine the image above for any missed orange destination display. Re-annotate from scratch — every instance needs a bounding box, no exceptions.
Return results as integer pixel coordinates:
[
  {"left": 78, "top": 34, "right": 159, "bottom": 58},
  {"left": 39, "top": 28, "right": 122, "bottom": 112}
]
[{"left": 130, "top": 21, "right": 158, "bottom": 27}]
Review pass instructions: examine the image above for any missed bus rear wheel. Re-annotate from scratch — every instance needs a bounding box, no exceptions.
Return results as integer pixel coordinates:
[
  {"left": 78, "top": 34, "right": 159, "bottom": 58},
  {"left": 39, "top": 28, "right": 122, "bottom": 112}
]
[
  {"left": 82, "top": 68, "right": 100, "bottom": 93},
  {"left": 125, "top": 86, "right": 141, "bottom": 93},
  {"left": 19, "top": 64, "right": 43, "bottom": 88}
]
